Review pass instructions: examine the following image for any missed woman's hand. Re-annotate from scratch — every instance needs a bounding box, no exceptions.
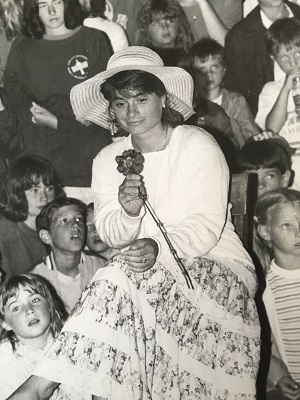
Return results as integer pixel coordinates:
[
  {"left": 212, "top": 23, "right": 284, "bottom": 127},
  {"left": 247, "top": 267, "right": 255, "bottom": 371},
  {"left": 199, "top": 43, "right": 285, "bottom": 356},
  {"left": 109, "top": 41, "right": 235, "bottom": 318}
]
[
  {"left": 118, "top": 173, "right": 146, "bottom": 216},
  {"left": 123, "top": 238, "right": 159, "bottom": 272},
  {"left": 30, "top": 102, "right": 58, "bottom": 129},
  {"left": 277, "top": 376, "right": 300, "bottom": 400}
]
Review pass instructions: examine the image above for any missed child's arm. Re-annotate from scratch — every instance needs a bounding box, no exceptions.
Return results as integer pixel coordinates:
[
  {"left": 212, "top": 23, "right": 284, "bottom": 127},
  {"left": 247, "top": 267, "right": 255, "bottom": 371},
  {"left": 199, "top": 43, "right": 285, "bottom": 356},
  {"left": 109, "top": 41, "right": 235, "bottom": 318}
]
[
  {"left": 267, "top": 334, "right": 300, "bottom": 397},
  {"left": 266, "top": 74, "right": 295, "bottom": 134},
  {"left": 195, "top": 0, "right": 228, "bottom": 46}
]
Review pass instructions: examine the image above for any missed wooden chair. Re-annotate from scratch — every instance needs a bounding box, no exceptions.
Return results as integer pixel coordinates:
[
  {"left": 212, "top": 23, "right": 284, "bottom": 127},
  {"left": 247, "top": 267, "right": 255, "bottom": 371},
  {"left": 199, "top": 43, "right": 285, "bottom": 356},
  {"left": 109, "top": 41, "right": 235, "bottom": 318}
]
[{"left": 229, "top": 173, "right": 257, "bottom": 251}]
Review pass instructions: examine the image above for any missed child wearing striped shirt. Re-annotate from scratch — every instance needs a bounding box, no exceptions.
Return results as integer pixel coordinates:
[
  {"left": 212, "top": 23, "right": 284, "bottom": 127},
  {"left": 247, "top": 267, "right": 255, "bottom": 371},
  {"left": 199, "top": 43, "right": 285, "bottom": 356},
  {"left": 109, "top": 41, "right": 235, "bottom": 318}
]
[{"left": 254, "top": 188, "right": 300, "bottom": 400}]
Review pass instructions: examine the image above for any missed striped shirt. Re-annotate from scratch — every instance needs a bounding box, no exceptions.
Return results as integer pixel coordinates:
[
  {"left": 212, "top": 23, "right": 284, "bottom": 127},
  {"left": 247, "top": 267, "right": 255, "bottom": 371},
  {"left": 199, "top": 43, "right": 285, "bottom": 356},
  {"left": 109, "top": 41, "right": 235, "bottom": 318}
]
[{"left": 267, "top": 260, "right": 300, "bottom": 383}]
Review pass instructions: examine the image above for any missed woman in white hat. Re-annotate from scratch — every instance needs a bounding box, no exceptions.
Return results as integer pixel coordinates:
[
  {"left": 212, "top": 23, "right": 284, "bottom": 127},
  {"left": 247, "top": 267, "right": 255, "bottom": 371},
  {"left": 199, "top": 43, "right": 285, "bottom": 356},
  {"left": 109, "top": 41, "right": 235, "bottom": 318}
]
[{"left": 7, "top": 47, "right": 260, "bottom": 400}]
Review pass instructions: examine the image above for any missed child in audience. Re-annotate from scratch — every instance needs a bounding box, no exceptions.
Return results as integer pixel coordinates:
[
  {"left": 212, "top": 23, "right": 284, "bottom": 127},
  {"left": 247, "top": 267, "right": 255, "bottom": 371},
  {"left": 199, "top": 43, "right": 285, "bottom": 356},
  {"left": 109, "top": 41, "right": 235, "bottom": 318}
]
[
  {"left": 33, "top": 197, "right": 105, "bottom": 312},
  {"left": 136, "top": 0, "right": 194, "bottom": 53},
  {"left": 254, "top": 189, "right": 300, "bottom": 399},
  {"left": 190, "top": 38, "right": 260, "bottom": 149},
  {"left": 0, "top": 273, "right": 68, "bottom": 399},
  {"left": 256, "top": 18, "right": 300, "bottom": 192},
  {"left": 83, "top": 0, "right": 129, "bottom": 52},
  {"left": 0, "top": 155, "right": 65, "bottom": 280},
  {"left": 85, "top": 202, "right": 119, "bottom": 261},
  {"left": 237, "top": 134, "right": 294, "bottom": 197}
]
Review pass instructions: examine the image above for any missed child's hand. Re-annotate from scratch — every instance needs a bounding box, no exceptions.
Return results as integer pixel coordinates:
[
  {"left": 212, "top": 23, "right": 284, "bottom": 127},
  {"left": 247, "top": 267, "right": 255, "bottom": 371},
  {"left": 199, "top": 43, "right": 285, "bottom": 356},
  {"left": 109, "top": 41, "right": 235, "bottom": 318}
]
[
  {"left": 123, "top": 238, "right": 159, "bottom": 272},
  {"left": 30, "top": 102, "right": 58, "bottom": 129},
  {"left": 277, "top": 376, "right": 300, "bottom": 399},
  {"left": 284, "top": 73, "right": 300, "bottom": 92}
]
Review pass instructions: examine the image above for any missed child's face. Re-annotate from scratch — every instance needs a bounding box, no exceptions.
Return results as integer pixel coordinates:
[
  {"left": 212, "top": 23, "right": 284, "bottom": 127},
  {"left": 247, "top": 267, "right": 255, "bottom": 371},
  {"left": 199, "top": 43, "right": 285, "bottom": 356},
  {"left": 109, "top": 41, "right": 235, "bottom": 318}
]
[
  {"left": 47, "top": 205, "right": 86, "bottom": 253},
  {"left": 243, "top": 167, "right": 290, "bottom": 197},
  {"left": 25, "top": 179, "right": 55, "bottom": 219},
  {"left": 275, "top": 45, "right": 300, "bottom": 75},
  {"left": 262, "top": 202, "right": 300, "bottom": 262},
  {"left": 193, "top": 55, "right": 225, "bottom": 93},
  {"left": 38, "top": 0, "right": 65, "bottom": 36},
  {"left": 147, "top": 13, "right": 179, "bottom": 48},
  {"left": 86, "top": 209, "right": 109, "bottom": 254},
  {"left": 3, "top": 285, "right": 51, "bottom": 344}
]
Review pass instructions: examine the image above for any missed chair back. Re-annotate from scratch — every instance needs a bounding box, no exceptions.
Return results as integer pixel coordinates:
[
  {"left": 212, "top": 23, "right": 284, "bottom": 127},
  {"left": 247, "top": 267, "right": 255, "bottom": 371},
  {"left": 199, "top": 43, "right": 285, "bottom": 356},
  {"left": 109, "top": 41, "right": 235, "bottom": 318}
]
[{"left": 229, "top": 173, "right": 257, "bottom": 251}]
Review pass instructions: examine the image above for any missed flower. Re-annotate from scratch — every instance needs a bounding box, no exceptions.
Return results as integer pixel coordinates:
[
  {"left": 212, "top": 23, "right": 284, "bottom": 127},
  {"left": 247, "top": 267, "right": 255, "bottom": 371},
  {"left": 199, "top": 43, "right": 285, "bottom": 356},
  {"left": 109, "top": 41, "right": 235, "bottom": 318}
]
[{"left": 115, "top": 150, "right": 145, "bottom": 176}]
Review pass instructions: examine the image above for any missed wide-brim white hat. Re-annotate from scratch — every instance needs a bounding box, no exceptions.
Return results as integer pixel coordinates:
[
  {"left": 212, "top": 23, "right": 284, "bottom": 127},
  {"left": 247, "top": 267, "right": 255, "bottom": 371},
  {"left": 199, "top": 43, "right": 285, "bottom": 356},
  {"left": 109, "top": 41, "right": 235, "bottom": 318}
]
[{"left": 70, "top": 46, "right": 195, "bottom": 129}]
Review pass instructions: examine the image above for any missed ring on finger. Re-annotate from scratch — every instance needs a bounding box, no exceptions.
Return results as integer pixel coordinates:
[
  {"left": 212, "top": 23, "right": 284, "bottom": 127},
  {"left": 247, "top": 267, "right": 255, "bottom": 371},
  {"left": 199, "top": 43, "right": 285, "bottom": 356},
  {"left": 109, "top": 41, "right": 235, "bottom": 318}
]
[{"left": 142, "top": 257, "right": 146, "bottom": 263}]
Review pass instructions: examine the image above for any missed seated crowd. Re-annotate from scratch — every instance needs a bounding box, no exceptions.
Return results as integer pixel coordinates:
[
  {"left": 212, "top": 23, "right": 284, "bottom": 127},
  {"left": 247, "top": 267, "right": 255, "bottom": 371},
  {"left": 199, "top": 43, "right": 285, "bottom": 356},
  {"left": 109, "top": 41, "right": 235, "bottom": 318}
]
[{"left": 0, "top": 0, "right": 300, "bottom": 399}]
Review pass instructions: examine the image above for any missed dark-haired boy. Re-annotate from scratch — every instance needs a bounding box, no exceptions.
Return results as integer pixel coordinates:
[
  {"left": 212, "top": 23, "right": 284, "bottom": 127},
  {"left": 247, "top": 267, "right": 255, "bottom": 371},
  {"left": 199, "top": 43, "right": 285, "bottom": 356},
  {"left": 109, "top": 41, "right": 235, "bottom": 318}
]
[
  {"left": 190, "top": 38, "right": 260, "bottom": 149},
  {"left": 33, "top": 197, "right": 105, "bottom": 312},
  {"left": 237, "top": 133, "right": 294, "bottom": 196}
]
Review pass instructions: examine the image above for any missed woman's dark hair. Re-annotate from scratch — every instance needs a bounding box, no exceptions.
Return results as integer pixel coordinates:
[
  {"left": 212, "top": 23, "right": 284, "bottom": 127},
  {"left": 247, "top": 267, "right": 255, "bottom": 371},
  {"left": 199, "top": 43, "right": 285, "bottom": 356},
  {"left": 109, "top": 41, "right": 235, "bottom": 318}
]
[
  {"left": 0, "top": 273, "right": 68, "bottom": 350},
  {"left": 136, "top": 0, "right": 194, "bottom": 52},
  {"left": 23, "top": 0, "right": 88, "bottom": 39},
  {"left": 100, "top": 69, "right": 184, "bottom": 137},
  {"left": 266, "top": 17, "right": 300, "bottom": 57},
  {"left": 0, "top": 155, "right": 65, "bottom": 222}
]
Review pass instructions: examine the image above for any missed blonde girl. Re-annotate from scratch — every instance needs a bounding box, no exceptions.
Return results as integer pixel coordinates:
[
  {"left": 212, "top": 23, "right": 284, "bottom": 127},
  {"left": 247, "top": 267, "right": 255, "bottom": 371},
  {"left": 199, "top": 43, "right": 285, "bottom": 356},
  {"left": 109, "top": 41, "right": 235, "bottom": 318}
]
[{"left": 254, "top": 189, "right": 300, "bottom": 400}]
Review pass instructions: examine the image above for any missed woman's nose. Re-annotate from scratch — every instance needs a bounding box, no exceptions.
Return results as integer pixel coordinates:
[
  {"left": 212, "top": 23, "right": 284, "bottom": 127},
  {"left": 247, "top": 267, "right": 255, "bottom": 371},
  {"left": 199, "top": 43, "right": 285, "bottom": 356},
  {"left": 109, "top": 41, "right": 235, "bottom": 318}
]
[{"left": 127, "top": 104, "right": 139, "bottom": 117}]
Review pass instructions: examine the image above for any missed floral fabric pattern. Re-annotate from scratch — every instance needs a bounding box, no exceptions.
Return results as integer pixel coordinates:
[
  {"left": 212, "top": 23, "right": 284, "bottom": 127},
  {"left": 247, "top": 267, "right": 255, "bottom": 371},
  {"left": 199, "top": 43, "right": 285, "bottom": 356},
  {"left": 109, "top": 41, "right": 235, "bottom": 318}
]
[{"left": 36, "top": 256, "right": 260, "bottom": 400}]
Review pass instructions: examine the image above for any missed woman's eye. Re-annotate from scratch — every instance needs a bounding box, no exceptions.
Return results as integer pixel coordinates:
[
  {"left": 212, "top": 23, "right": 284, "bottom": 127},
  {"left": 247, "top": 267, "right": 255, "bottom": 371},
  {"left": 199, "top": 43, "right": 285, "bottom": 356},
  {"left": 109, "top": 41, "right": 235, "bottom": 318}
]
[
  {"left": 115, "top": 102, "right": 125, "bottom": 108},
  {"left": 46, "top": 186, "right": 54, "bottom": 192},
  {"left": 137, "top": 96, "right": 148, "bottom": 103},
  {"left": 282, "top": 223, "right": 291, "bottom": 229},
  {"left": 31, "top": 188, "right": 39, "bottom": 194},
  {"left": 12, "top": 306, "right": 20, "bottom": 313},
  {"left": 75, "top": 216, "right": 84, "bottom": 223},
  {"left": 61, "top": 218, "right": 68, "bottom": 225}
]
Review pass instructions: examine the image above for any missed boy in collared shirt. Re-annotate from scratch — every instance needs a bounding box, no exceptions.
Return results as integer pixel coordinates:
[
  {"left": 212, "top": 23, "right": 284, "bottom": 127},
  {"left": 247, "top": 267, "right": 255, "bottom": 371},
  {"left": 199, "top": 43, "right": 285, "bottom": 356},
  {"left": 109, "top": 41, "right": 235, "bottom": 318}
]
[{"left": 33, "top": 197, "right": 105, "bottom": 312}]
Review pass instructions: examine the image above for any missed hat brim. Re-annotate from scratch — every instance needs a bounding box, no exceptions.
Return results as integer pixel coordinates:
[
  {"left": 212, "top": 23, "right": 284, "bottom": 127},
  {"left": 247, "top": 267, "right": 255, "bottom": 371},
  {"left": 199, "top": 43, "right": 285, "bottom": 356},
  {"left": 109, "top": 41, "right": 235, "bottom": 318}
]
[{"left": 70, "top": 65, "right": 195, "bottom": 130}]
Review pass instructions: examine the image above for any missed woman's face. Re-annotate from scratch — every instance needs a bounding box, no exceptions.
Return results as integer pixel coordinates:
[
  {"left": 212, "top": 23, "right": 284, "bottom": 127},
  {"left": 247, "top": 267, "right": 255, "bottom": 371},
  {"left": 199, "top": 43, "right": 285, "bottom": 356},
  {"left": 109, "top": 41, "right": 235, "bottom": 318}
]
[
  {"left": 38, "top": 0, "right": 66, "bottom": 36},
  {"left": 147, "top": 13, "right": 179, "bottom": 48},
  {"left": 111, "top": 91, "right": 164, "bottom": 137}
]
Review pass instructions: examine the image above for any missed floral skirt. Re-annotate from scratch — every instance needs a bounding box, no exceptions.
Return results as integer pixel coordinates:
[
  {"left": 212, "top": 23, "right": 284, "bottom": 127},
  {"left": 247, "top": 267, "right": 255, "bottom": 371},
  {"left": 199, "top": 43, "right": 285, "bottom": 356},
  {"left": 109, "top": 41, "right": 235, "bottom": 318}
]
[{"left": 36, "top": 255, "right": 261, "bottom": 400}]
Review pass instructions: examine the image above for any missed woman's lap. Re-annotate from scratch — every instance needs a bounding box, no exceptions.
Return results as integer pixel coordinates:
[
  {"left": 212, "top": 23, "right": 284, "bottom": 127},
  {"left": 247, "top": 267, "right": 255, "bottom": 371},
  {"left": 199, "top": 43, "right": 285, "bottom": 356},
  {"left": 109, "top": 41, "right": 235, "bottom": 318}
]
[{"left": 35, "top": 256, "right": 260, "bottom": 400}]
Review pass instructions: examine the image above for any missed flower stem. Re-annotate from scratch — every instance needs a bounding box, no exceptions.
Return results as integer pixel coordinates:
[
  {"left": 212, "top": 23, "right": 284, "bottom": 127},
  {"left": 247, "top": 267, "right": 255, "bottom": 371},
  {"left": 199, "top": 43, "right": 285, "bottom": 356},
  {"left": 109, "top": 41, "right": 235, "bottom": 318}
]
[{"left": 143, "top": 199, "right": 194, "bottom": 289}]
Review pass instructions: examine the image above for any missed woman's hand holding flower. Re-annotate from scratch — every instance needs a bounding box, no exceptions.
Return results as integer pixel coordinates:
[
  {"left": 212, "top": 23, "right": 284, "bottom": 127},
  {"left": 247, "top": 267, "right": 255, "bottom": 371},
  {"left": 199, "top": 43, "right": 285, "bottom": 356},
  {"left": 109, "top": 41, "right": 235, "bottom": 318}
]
[
  {"left": 118, "top": 174, "right": 146, "bottom": 217},
  {"left": 124, "top": 238, "right": 159, "bottom": 272}
]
